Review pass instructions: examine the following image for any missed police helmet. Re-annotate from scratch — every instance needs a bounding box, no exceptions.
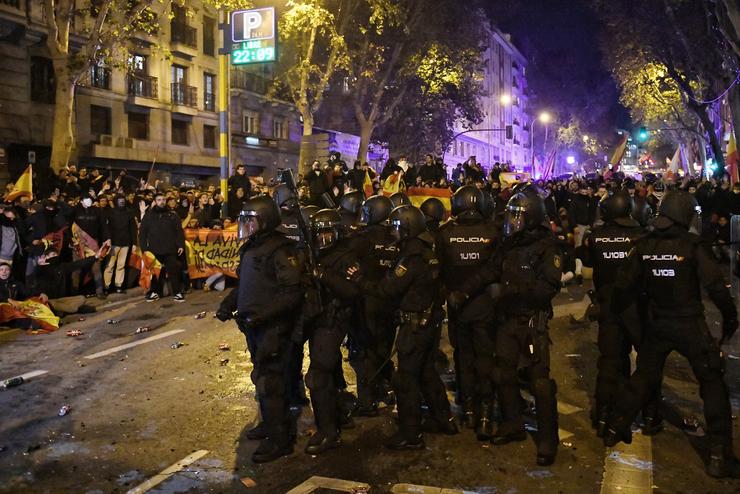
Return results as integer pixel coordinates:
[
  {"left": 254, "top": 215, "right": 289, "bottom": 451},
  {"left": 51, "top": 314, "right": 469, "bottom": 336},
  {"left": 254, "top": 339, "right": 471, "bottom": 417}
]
[
  {"left": 310, "top": 208, "right": 342, "bottom": 250},
  {"left": 480, "top": 192, "right": 495, "bottom": 219},
  {"left": 389, "top": 205, "right": 426, "bottom": 241},
  {"left": 420, "top": 197, "right": 446, "bottom": 223},
  {"left": 389, "top": 192, "right": 411, "bottom": 208},
  {"left": 272, "top": 184, "right": 296, "bottom": 209},
  {"left": 599, "top": 191, "right": 634, "bottom": 226},
  {"left": 451, "top": 185, "right": 484, "bottom": 217},
  {"left": 339, "top": 190, "right": 364, "bottom": 215},
  {"left": 502, "top": 191, "right": 547, "bottom": 238},
  {"left": 360, "top": 195, "right": 393, "bottom": 225},
  {"left": 300, "top": 205, "right": 321, "bottom": 225},
  {"left": 238, "top": 195, "right": 282, "bottom": 240},
  {"left": 631, "top": 197, "right": 654, "bottom": 227},
  {"left": 655, "top": 190, "right": 701, "bottom": 231}
]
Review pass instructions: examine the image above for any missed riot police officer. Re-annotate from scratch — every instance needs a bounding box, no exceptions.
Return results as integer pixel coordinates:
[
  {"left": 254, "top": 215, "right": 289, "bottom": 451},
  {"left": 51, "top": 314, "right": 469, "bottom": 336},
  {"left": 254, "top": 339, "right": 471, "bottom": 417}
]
[
  {"left": 362, "top": 205, "right": 455, "bottom": 448},
  {"left": 216, "top": 195, "right": 305, "bottom": 463},
  {"left": 582, "top": 191, "right": 645, "bottom": 436},
  {"left": 274, "top": 184, "right": 302, "bottom": 243},
  {"left": 303, "top": 209, "right": 362, "bottom": 454},
  {"left": 605, "top": 190, "right": 739, "bottom": 478},
  {"left": 453, "top": 190, "right": 562, "bottom": 465},
  {"left": 437, "top": 185, "right": 498, "bottom": 437},
  {"left": 338, "top": 190, "right": 364, "bottom": 234},
  {"left": 420, "top": 197, "right": 446, "bottom": 233},
  {"left": 351, "top": 195, "right": 399, "bottom": 415}
]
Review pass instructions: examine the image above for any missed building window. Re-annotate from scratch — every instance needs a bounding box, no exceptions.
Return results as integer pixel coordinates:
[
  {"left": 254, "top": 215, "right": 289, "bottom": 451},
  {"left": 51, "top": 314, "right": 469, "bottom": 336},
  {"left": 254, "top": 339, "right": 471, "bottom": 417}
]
[
  {"left": 204, "top": 73, "right": 215, "bottom": 111},
  {"left": 273, "top": 117, "right": 286, "bottom": 139},
  {"left": 203, "top": 16, "right": 215, "bottom": 56},
  {"left": 130, "top": 54, "right": 147, "bottom": 74},
  {"left": 30, "top": 57, "right": 55, "bottom": 103},
  {"left": 243, "top": 110, "right": 259, "bottom": 134},
  {"left": 90, "top": 105, "right": 111, "bottom": 137},
  {"left": 171, "top": 4, "right": 197, "bottom": 48},
  {"left": 172, "top": 65, "right": 196, "bottom": 106},
  {"left": 128, "top": 112, "right": 148, "bottom": 140},
  {"left": 204, "top": 124, "right": 216, "bottom": 149},
  {"left": 90, "top": 61, "right": 111, "bottom": 89},
  {"left": 172, "top": 118, "right": 189, "bottom": 145}
]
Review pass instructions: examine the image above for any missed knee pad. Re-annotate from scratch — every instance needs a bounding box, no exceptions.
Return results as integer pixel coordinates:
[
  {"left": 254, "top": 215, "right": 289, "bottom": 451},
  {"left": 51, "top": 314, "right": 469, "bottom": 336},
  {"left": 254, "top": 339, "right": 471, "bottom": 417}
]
[
  {"left": 305, "top": 368, "right": 332, "bottom": 391},
  {"left": 256, "top": 373, "right": 285, "bottom": 397}
]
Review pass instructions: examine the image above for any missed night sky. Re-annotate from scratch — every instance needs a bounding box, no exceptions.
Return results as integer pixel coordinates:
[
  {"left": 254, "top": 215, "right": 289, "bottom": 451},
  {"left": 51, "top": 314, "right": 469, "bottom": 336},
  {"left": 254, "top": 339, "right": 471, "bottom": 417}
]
[{"left": 484, "top": 0, "right": 632, "bottom": 138}]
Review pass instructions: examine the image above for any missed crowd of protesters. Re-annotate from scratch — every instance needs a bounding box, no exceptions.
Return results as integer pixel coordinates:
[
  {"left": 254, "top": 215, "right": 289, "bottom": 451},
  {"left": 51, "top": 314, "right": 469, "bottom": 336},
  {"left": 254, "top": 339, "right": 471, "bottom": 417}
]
[{"left": 1, "top": 154, "right": 739, "bottom": 330}]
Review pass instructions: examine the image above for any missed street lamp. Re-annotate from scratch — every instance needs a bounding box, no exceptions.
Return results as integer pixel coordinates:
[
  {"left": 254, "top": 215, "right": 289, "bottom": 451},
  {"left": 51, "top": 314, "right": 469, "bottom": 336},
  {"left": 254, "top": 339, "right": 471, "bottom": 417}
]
[
  {"left": 530, "top": 111, "right": 553, "bottom": 168},
  {"left": 567, "top": 155, "right": 576, "bottom": 165},
  {"left": 500, "top": 94, "right": 512, "bottom": 106}
]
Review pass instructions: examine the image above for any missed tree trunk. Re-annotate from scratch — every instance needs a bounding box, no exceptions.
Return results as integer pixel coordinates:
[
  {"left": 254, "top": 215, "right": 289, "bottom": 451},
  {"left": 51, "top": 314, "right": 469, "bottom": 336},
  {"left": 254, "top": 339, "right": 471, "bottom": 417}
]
[
  {"left": 298, "top": 111, "right": 314, "bottom": 176},
  {"left": 50, "top": 66, "right": 76, "bottom": 173},
  {"left": 357, "top": 119, "right": 374, "bottom": 163}
]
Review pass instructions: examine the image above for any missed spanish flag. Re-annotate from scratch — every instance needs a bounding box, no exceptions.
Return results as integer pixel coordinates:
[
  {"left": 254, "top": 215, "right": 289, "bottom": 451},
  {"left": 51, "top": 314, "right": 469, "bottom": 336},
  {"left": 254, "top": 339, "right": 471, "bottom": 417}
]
[
  {"left": 727, "top": 130, "right": 738, "bottom": 184},
  {"left": 363, "top": 170, "right": 374, "bottom": 198},
  {"left": 6, "top": 165, "right": 32, "bottom": 202},
  {"left": 382, "top": 173, "right": 404, "bottom": 196},
  {"left": 609, "top": 134, "right": 629, "bottom": 170},
  {"left": 406, "top": 187, "right": 452, "bottom": 216}
]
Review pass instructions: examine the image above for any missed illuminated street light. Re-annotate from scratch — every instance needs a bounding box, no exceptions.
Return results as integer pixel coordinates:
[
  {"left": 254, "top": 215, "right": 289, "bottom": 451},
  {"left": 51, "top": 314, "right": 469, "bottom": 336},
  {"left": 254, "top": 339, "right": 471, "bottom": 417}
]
[
  {"left": 500, "top": 94, "right": 512, "bottom": 105},
  {"left": 566, "top": 155, "right": 576, "bottom": 165},
  {"left": 539, "top": 112, "right": 551, "bottom": 124},
  {"left": 582, "top": 135, "right": 589, "bottom": 142}
]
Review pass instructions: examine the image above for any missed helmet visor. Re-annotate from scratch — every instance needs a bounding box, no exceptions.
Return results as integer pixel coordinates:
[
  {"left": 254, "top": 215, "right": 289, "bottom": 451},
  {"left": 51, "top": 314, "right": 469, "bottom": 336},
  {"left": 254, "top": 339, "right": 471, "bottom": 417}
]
[
  {"left": 314, "top": 229, "right": 337, "bottom": 250},
  {"left": 390, "top": 218, "right": 404, "bottom": 242},
  {"left": 503, "top": 209, "right": 526, "bottom": 237},
  {"left": 238, "top": 212, "right": 260, "bottom": 240}
]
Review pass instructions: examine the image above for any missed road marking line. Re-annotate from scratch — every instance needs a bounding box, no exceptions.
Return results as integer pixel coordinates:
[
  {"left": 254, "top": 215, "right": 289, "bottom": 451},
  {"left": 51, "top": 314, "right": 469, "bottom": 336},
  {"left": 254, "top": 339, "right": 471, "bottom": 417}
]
[
  {"left": 1, "top": 369, "right": 48, "bottom": 383},
  {"left": 84, "top": 329, "right": 185, "bottom": 360},
  {"left": 600, "top": 431, "right": 653, "bottom": 494},
  {"left": 125, "top": 449, "right": 209, "bottom": 494},
  {"left": 559, "top": 428, "right": 574, "bottom": 440},
  {"left": 552, "top": 295, "right": 590, "bottom": 318},
  {"left": 287, "top": 476, "right": 371, "bottom": 494},
  {"left": 391, "top": 483, "right": 466, "bottom": 494},
  {"left": 557, "top": 401, "right": 584, "bottom": 415}
]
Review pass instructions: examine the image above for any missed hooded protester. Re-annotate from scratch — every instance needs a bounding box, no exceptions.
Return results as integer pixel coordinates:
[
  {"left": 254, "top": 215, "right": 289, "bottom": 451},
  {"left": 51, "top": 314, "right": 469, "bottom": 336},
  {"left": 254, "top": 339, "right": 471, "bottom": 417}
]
[{"left": 103, "top": 195, "right": 138, "bottom": 293}]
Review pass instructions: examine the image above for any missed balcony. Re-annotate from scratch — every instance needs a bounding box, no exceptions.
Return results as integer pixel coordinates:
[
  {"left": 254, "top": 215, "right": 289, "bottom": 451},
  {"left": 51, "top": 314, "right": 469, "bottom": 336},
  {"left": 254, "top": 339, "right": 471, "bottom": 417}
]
[
  {"left": 171, "top": 83, "right": 197, "bottom": 107},
  {"left": 128, "top": 74, "right": 158, "bottom": 99},
  {"left": 171, "top": 23, "right": 197, "bottom": 48},
  {"left": 204, "top": 92, "right": 215, "bottom": 112},
  {"left": 231, "top": 70, "right": 273, "bottom": 95}
]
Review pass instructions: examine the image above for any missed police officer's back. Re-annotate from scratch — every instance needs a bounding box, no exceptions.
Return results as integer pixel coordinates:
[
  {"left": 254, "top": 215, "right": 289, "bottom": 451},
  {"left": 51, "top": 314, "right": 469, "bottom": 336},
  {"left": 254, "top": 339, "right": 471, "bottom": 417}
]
[{"left": 606, "top": 190, "right": 739, "bottom": 478}]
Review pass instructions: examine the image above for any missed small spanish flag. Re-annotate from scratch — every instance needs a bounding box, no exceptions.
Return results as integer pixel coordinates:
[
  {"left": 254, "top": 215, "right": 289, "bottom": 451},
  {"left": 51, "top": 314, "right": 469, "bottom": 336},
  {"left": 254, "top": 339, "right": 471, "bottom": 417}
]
[
  {"left": 406, "top": 187, "right": 452, "bottom": 216},
  {"left": 727, "top": 130, "right": 738, "bottom": 184},
  {"left": 609, "top": 135, "right": 629, "bottom": 170},
  {"left": 363, "top": 170, "right": 374, "bottom": 198},
  {"left": 6, "top": 164, "right": 33, "bottom": 202}
]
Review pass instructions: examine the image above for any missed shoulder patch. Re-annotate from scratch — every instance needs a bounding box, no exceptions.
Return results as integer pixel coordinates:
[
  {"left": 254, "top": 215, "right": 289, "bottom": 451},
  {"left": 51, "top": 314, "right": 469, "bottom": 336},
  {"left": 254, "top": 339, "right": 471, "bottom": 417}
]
[
  {"left": 287, "top": 256, "right": 299, "bottom": 268},
  {"left": 394, "top": 263, "right": 408, "bottom": 277},
  {"left": 553, "top": 255, "right": 561, "bottom": 269}
]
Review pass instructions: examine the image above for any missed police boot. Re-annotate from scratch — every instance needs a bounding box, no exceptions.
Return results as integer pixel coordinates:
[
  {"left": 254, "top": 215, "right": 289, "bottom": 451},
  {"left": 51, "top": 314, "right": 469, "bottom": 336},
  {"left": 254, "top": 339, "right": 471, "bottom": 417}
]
[
  {"left": 640, "top": 401, "right": 663, "bottom": 436},
  {"left": 386, "top": 430, "right": 425, "bottom": 450},
  {"left": 475, "top": 401, "right": 494, "bottom": 441},
  {"left": 252, "top": 430, "right": 294, "bottom": 463},
  {"left": 707, "top": 445, "right": 739, "bottom": 479},
  {"left": 603, "top": 412, "right": 633, "bottom": 448},
  {"left": 305, "top": 430, "right": 341, "bottom": 455},
  {"left": 423, "top": 415, "right": 459, "bottom": 435},
  {"left": 491, "top": 421, "right": 527, "bottom": 445},
  {"left": 246, "top": 422, "right": 268, "bottom": 440},
  {"left": 533, "top": 379, "right": 559, "bottom": 466},
  {"left": 378, "top": 379, "right": 396, "bottom": 407},
  {"left": 591, "top": 403, "right": 610, "bottom": 439},
  {"left": 462, "top": 398, "right": 476, "bottom": 429}
]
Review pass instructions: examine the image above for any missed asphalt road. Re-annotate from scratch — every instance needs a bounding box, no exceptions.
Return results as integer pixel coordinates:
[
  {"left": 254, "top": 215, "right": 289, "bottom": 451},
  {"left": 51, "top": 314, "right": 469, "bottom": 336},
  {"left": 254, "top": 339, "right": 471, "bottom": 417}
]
[{"left": 0, "top": 284, "right": 739, "bottom": 494}]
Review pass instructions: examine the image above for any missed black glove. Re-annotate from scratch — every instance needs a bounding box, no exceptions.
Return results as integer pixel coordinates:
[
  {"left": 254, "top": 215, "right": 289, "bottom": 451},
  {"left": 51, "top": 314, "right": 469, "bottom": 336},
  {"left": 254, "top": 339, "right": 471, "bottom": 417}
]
[
  {"left": 216, "top": 306, "right": 233, "bottom": 322},
  {"left": 720, "top": 318, "right": 738, "bottom": 345},
  {"left": 447, "top": 291, "right": 469, "bottom": 310}
]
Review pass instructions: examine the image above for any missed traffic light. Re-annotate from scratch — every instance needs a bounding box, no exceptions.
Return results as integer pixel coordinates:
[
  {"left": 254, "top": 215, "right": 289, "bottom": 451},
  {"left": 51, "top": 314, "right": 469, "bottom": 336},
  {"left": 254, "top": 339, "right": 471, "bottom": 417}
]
[
  {"left": 637, "top": 126, "right": 649, "bottom": 142},
  {"left": 505, "top": 125, "right": 513, "bottom": 140}
]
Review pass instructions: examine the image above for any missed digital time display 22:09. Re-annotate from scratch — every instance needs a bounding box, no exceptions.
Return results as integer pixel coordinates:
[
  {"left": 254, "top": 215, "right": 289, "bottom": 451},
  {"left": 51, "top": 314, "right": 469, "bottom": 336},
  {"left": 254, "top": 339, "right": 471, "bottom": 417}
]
[{"left": 232, "top": 40, "right": 276, "bottom": 64}]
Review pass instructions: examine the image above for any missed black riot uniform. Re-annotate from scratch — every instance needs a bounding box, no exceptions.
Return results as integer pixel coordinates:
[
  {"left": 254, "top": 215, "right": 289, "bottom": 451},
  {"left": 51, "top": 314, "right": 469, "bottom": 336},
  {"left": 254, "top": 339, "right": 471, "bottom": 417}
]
[
  {"left": 303, "top": 209, "right": 362, "bottom": 455},
  {"left": 363, "top": 205, "right": 455, "bottom": 449},
  {"left": 605, "top": 190, "right": 739, "bottom": 478},
  {"left": 455, "top": 190, "right": 562, "bottom": 466},
  {"left": 216, "top": 196, "right": 305, "bottom": 464},
  {"left": 350, "top": 195, "right": 400, "bottom": 414},
  {"left": 338, "top": 190, "right": 364, "bottom": 234},
  {"left": 581, "top": 191, "right": 645, "bottom": 436},
  {"left": 437, "top": 185, "right": 498, "bottom": 437}
]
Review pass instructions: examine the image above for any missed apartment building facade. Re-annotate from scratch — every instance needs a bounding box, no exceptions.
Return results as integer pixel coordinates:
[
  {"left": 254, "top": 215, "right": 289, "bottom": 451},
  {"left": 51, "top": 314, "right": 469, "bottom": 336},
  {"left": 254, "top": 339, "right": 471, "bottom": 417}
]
[
  {"left": 446, "top": 26, "right": 532, "bottom": 173},
  {"left": 0, "top": 1, "right": 241, "bottom": 187}
]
